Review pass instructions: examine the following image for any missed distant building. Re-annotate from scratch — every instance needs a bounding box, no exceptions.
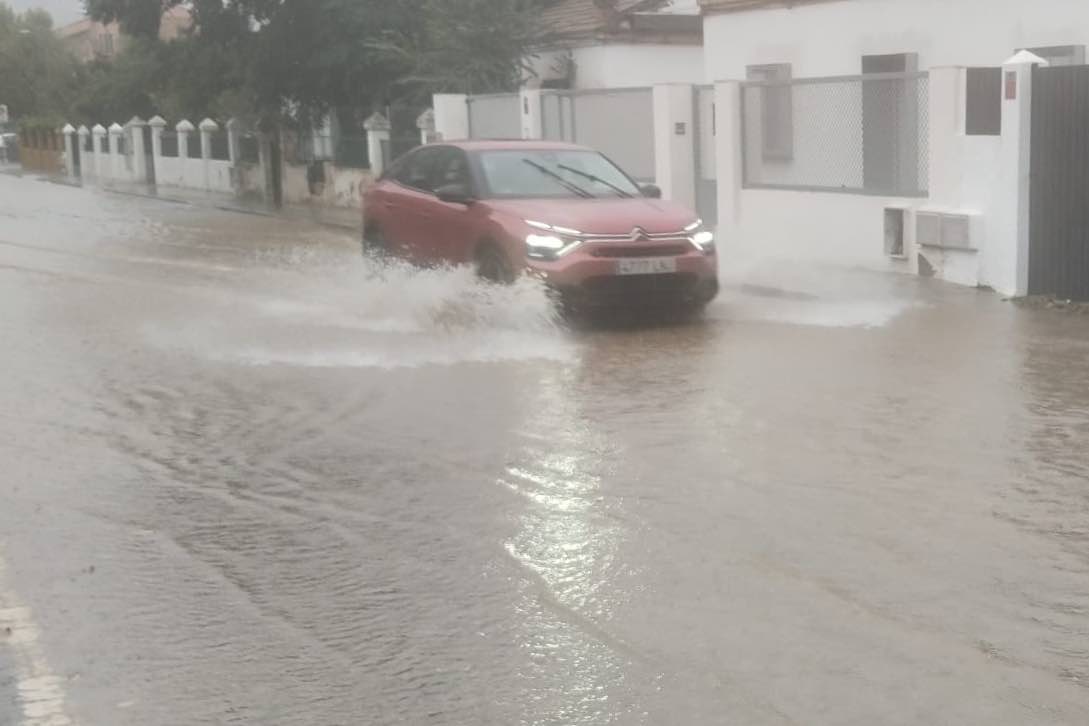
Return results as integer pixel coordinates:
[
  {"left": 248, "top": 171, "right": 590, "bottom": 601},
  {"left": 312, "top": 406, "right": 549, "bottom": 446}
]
[
  {"left": 528, "top": 0, "right": 703, "bottom": 89},
  {"left": 56, "top": 7, "right": 192, "bottom": 63}
]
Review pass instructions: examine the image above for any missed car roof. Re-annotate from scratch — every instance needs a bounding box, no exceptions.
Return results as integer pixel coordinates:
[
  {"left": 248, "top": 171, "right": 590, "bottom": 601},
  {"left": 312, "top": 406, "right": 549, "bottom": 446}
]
[{"left": 432, "top": 139, "right": 591, "bottom": 152}]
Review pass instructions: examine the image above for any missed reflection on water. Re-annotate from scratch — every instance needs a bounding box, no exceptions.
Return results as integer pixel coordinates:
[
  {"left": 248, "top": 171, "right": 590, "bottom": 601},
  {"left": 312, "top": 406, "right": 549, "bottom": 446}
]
[{"left": 501, "top": 366, "right": 637, "bottom": 723}]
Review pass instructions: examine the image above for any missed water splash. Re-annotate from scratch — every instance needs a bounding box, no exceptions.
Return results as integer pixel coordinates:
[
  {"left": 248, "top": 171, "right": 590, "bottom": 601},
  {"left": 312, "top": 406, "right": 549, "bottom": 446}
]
[{"left": 148, "top": 249, "right": 573, "bottom": 369}]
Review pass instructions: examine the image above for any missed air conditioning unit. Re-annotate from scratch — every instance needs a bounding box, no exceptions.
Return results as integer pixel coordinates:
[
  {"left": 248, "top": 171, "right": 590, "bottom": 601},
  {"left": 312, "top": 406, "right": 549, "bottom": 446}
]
[{"left": 913, "top": 208, "right": 982, "bottom": 251}]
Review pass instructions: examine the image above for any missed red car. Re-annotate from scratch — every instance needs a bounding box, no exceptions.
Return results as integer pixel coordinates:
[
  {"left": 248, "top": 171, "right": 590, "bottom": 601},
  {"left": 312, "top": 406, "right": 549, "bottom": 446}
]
[{"left": 362, "top": 140, "right": 718, "bottom": 310}]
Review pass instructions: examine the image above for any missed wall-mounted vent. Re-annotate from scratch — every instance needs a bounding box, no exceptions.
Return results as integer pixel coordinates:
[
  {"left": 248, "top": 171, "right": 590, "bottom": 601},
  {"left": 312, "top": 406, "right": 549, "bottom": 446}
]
[
  {"left": 941, "top": 214, "right": 973, "bottom": 249},
  {"left": 916, "top": 209, "right": 980, "bottom": 251},
  {"left": 916, "top": 211, "right": 942, "bottom": 247}
]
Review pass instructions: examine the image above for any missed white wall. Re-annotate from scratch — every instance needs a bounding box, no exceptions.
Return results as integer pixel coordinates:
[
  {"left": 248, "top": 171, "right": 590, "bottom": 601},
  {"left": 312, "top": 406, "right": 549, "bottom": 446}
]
[
  {"left": 575, "top": 44, "right": 703, "bottom": 88},
  {"left": 434, "top": 94, "right": 469, "bottom": 141},
  {"left": 528, "top": 45, "right": 703, "bottom": 89},
  {"left": 703, "top": 0, "right": 1089, "bottom": 79},
  {"left": 706, "top": 0, "right": 1061, "bottom": 290},
  {"left": 725, "top": 189, "right": 914, "bottom": 271},
  {"left": 207, "top": 159, "right": 233, "bottom": 194}
]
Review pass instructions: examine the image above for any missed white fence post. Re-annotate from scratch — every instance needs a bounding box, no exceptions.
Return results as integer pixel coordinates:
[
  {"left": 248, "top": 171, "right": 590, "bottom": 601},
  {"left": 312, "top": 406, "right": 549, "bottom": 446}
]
[
  {"left": 226, "top": 118, "right": 240, "bottom": 166},
  {"left": 433, "top": 94, "right": 469, "bottom": 141},
  {"left": 77, "top": 125, "right": 90, "bottom": 179},
  {"left": 714, "top": 80, "right": 743, "bottom": 237},
  {"left": 994, "top": 50, "right": 1047, "bottom": 297},
  {"left": 652, "top": 84, "right": 696, "bottom": 207},
  {"left": 128, "top": 116, "right": 147, "bottom": 183},
  {"left": 92, "top": 125, "right": 106, "bottom": 181},
  {"left": 176, "top": 118, "right": 193, "bottom": 165},
  {"left": 520, "top": 89, "right": 543, "bottom": 139},
  {"left": 108, "top": 123, "right": 123, "bottom": 181},
  {"left": 364, "top": 112, "right": 391, "bottom": 176},
  {"left": 199, "top": 118, "right": 218, "bottom": 191},
  {"left": 62, "top": 124, "right": 76, "bottom": 177},
  {"left": 149, "top": 116, "right": 166, "bottom": 184},
  {"left": 416, "top": 109, "right": 436, "bottom": 145}
]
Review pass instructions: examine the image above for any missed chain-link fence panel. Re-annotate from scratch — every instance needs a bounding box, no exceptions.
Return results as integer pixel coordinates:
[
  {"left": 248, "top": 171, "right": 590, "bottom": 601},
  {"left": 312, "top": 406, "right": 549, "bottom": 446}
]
[
  {"left": 741, "top": 72, "right": 929, "bottom": 196},
  {"left": 467, "top": 93, "right": 521, "bottom": 140}
]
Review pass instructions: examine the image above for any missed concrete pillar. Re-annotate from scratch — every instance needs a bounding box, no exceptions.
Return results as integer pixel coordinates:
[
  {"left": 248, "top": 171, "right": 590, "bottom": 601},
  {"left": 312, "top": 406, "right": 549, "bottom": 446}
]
[
  {"left": 176, "top": 119, "right": 194, "bottom": 169},
  {"left": 926, "top": 67, "right": 965, "bottom": 204},
  {"left": 199, "top": 118, "right": 218, "bottom": 190},
  {"left": 520, "top": 89, "right": 543, "bottom": 139},
  {"left": 127, "top": 116, "right": 147, "bottom": 183},
  {"left": 77, "top": 125, "right": 90, "bottom": 179},
  {"left": 149, "top": 116, "right": 166, "bottom": 184},
  {"left": 226, "top": 118, "right": 240, "bottom": 165},
  {"left": 107, "top": 123, "right": 123, "bottom": 180},
  {"left": 991, "top": 50, "right": 1047, "bottom": 297},
  {"left": 62, "top": 124, "right": 76, "bottom": 177},
  {"left": 433, "top": 94, "right": 469, "bottom": 141},
  {"left": 416, "top": 109, "right": 436, "bottom": 146},
  {"left": 364, "top": 112, "right": 392, "bottom": 176},
  {"left": 92, "top": 125, "right": 106, "bottom": 181},
  {"left": 652, "top": 84, "right": 696, "bottom": 206},
  {"left": 713, "top": 81, "right": 743, "bottom": 237}
]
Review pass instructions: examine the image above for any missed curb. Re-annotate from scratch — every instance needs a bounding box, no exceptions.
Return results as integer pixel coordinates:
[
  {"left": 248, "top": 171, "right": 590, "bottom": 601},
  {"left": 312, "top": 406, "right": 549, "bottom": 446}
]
[{"left": 4, "top": 170, "right": 360, "bottom": 233}]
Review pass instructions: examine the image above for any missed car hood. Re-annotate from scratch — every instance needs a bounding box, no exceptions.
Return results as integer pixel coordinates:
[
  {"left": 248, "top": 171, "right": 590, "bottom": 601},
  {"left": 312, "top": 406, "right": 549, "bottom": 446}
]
[{"left": 486, "top": 197, "right": 699, "bottom": 235}]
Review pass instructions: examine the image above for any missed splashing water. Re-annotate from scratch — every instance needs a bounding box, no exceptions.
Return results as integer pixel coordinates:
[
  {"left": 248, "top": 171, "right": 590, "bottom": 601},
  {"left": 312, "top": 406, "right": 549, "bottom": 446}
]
[{"left": 147, "top": 247, "right": 574, "bottom": 370}]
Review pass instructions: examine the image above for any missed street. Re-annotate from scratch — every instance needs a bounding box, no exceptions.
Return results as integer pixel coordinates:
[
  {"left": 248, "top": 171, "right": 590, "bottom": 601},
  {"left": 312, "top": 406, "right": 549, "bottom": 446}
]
[{"left": 1, "top": 172, "right": 1088, "bottom": 725}]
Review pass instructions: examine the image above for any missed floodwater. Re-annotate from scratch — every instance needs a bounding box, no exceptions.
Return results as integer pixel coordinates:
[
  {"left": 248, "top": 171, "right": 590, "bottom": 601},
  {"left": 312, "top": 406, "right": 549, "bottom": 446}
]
[{"left": 1, "top": 173, "right": 1088, "bottom": 725}]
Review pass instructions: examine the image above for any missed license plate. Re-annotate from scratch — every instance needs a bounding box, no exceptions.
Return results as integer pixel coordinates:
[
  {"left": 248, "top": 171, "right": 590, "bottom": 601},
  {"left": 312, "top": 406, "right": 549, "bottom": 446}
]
[{"left": 616, "top": 257, "right": 677, "bottom": 275}]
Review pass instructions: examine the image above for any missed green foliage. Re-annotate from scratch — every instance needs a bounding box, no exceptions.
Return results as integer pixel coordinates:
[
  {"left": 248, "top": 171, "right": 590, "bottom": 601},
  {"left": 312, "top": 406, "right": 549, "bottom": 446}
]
[
  {"left": 0, "top": 3, "right": 80, "bottom": 120},
  {"left": 16, "top": 0, "right": 549, "bottom": 128},
  {"left": 83, "top": 0, "right": 182, "bottom": 40},
  {"left": 68, "top": 39, "right": 160, "bottom": 123},
  {"left": 372, "top": 0, "right": 544, "bottom": 95}
]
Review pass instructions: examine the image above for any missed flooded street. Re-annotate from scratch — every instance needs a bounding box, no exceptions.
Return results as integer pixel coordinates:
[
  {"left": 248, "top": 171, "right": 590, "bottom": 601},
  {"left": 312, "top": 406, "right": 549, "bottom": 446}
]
[{"left": 2, "top": 173, "right": 1088, "bottom": 725}]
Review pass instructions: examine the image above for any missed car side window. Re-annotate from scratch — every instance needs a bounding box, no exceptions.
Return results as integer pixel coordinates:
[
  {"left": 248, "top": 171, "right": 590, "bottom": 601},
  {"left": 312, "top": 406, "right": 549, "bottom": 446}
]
[
  {"left": 396, "top": 148, "right": 440, "bottom": 191},
  {"left": 428, "top": 148, "right": 472, "bottom": 192}
]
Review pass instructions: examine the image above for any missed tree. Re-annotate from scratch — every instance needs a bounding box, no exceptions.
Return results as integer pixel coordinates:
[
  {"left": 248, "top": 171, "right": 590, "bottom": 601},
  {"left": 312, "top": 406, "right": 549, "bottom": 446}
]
[
  {"left": 80, "top": 0, "right": 548, "bottom": 124},
  {"left": 0, "top": 3, "right": 80, "bottom": 121},
  {"left": 83, "top": 0, "right": 180, "bottom": 40},
  {"left": 371, "top": 0, "right": 545, "bottom": 95}
]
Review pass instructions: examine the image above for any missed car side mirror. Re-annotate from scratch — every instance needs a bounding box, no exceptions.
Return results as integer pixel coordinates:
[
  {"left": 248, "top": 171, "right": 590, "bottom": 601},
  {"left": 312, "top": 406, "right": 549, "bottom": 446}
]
[
  {"left": 435, "top": 183, "right": 474, "bottom": 205},
  {"left": 640, "top": 183, "right": 662, "bottom": 199}
]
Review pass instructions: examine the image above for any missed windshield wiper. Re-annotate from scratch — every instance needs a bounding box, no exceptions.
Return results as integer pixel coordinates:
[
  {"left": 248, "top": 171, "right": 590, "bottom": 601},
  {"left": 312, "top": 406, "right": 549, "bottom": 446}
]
[
  {"left": 557, "top": 164, "right": 632, "bottom": 198},
  {"left": 522, "top": 159, "right": 594, "bottom": 198}
]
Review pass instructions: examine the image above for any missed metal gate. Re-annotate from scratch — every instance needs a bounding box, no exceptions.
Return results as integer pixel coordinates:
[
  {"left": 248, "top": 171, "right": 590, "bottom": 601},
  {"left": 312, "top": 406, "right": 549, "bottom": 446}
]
[
  {"left": 541, "top": 88, "right": 656, "bottom": 182},
  {"left": 694, "top": 85, "right": 718, "bottom": 226},
  {"left": 467, "top": 93, "right": 521, "bottom": 140},
  {"left": 1029, "top": 64, "right": 1089, "bottom": 300}
]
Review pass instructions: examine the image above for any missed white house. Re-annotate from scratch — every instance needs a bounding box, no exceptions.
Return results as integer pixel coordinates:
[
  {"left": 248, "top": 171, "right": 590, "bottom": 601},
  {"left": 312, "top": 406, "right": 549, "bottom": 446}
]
[
  {"left": 700, "top": 0, "right": 1089, "bottom": 297},
  {"left": 527, "top": 0, "right": 705, "bottom": 89}
]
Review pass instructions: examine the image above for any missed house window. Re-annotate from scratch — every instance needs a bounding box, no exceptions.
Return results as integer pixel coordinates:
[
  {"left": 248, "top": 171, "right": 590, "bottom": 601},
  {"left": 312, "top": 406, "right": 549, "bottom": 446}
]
[
  {"left": 1021, "top": 45, "right": 1085, "bottom": 66},
  {"left": 746, "top": 63, "right": 793, "bottom": 161},
  {"left": 965, "top": 67, "right": 1001, "bottom": 136}
]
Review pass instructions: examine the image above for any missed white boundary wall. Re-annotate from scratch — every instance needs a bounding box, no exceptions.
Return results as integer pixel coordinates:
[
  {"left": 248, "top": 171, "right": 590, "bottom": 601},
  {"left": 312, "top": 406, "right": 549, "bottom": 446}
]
[{"left": 703, "top": 0, "right": 1072, "bottom": 295}]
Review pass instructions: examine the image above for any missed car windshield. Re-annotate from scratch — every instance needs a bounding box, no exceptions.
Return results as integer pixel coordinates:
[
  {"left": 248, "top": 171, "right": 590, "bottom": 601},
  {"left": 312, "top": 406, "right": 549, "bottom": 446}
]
[{"left": 476, "top": 149, "right": 642, "bottom": 199}]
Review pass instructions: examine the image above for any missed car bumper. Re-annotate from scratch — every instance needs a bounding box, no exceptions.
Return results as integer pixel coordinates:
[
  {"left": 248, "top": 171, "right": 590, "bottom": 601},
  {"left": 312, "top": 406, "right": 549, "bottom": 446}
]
[{"left": 526, "top": 247, "right": 719, "bottom": 308}]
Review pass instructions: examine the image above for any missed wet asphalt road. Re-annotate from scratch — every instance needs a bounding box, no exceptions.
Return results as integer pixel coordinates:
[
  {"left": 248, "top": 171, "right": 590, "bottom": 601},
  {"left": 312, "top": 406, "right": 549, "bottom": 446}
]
[{"left": 1, "top": 173, "right": 1088, "bottom": 726}]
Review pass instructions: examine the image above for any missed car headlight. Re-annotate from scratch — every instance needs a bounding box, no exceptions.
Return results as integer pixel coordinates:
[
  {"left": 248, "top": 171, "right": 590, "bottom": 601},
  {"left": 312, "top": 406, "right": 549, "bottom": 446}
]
[
  {"left": 525, "top": 221, "right": 583, "bottom": 259},
  {"left": 689, "top": 229, "right": 715, "bottom": 253},
  {"left": 526, "top": 234, "right": 565, "bottom": 251}
]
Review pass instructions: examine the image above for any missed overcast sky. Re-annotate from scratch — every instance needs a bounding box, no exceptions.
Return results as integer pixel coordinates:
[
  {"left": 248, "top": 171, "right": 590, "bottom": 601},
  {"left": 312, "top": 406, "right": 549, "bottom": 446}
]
[{"left": 7, "top": 0, "right": 84, "bottom": 25}]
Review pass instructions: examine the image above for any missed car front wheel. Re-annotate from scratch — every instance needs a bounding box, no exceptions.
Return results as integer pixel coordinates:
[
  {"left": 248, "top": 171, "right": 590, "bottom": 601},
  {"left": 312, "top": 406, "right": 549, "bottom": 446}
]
[{"left": 475, "top": 243, "right": 514, "bottom": 284}]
